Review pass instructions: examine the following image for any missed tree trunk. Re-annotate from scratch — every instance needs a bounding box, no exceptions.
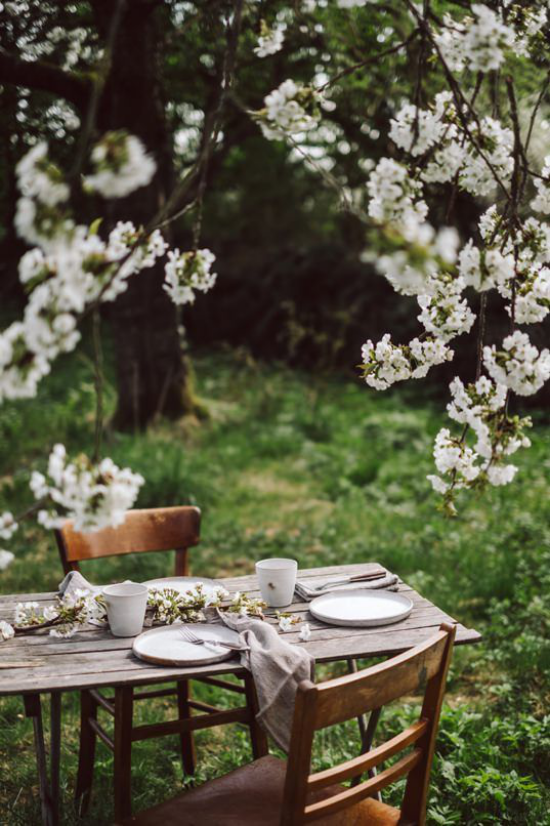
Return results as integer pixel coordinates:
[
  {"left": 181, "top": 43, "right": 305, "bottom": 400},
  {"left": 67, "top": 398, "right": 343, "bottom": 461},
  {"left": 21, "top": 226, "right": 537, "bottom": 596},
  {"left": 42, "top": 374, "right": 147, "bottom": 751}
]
[{"left": 93, "top": 0, "right": 195, "bottom": 430}]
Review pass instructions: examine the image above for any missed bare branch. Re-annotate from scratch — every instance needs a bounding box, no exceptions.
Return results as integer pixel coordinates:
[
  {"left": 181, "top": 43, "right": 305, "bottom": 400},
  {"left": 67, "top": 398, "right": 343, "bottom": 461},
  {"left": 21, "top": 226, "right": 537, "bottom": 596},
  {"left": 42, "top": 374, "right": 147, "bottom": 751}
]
[{"left": 0, "top": 47, "right": 91, "bottom": 110}]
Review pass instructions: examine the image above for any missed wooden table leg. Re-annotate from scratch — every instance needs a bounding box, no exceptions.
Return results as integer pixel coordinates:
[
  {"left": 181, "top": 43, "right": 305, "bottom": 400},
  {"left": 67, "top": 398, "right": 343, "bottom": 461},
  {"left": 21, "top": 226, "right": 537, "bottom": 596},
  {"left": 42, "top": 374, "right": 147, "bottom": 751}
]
[
  {"left": 23, "top": 693, "right": 62, "bottom": 826},
  {"left": 50, "top": 692, "right": 62, "bottom": 824}
]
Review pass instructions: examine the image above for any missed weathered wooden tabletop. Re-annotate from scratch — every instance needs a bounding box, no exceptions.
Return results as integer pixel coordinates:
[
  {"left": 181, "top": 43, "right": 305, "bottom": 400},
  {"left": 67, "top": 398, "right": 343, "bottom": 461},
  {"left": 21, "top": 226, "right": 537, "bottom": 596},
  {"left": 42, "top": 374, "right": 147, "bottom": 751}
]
[{"left": 0, "top": 563, "right": 481, "bottom": 696}]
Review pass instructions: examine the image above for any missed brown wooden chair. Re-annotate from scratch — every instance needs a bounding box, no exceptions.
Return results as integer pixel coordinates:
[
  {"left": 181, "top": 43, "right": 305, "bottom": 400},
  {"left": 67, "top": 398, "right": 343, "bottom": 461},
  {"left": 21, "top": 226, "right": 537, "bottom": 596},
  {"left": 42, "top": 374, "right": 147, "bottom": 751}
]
[
  {"left": 55, "top": 506, "right": 267, "bottom": 821},
  {"left": 120, "top": 622, "right": 456, "bottom": 826}
]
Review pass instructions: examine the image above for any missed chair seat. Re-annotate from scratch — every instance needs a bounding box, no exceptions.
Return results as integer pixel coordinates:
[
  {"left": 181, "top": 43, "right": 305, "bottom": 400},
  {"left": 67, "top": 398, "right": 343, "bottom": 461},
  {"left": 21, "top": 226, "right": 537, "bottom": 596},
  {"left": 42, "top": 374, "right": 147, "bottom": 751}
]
[{"left": 121, "top": 755, "right": 402, "bottom": 826}]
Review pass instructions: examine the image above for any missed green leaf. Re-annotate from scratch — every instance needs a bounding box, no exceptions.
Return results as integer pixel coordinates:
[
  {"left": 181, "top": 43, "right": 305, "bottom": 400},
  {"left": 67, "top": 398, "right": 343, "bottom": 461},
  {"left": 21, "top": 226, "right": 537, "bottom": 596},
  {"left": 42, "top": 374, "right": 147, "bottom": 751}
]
[{"left": 89, "top": 218, "right": 103, "bottom": 236}]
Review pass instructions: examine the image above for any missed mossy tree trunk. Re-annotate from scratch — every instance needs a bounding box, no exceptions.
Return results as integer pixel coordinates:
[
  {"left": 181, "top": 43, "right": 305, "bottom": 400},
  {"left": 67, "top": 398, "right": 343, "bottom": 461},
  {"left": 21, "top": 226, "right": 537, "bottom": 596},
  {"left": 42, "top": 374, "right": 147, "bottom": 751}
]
[{"left": 92, "top": 0, "right": 194, "bottom": 430}]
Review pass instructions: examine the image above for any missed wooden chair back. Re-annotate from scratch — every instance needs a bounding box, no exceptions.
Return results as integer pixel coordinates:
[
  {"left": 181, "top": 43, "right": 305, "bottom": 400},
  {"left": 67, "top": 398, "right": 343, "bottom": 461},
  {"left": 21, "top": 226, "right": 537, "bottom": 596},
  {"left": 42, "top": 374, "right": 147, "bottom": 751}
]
[
  {"left": 55, "top": 506, "right": 201, "bottom": 576},
  {"left": 281, "top": 622, "right": 456, "bottom": 826}
]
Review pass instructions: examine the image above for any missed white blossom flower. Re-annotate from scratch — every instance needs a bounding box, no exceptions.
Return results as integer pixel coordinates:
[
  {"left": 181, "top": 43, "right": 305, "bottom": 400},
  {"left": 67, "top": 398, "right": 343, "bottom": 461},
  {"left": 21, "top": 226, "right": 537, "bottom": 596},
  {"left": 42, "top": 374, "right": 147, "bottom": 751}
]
[
  {"left": 484, "top": 331, "right": 550, "bottom": 396},
  {"left": 336, "top": 0, "right": 373, "bottom": 6},
  {"left": 0, "top": 621, "right": 14, "bottom": 640},
  {"left": 435, "top": 5, "right": 515, "bottom": 74},
  {"left": 389, "top": 103, "right": 445, "bottom": 157},
  {"left": 458, "top": 241, "right": 515, "bottom": 292},
  {"left": 85, "top": 131, "right": 156, "bottom": 199},
  {"left": 163, "top": 249, "right": 217, "bottom": 305},
  {"left": 15, "top": 601, "right": 41, "bottom": 625},
  {"left": 376, "top": 224, "right": 459, "bottom": 297},
  {"left": 254, "top": 22, "right": 286, "bottom": 57},
  {"left": 418, "top": 277, "right": 475, "bottom": 342},
  {"left": 367, "top": 158, "right": 428, "bottom": 240},
  {"left": 0, "top": 549, "right": 14, "bottom": 571},
  {"left": 31, "top": 444, "right": 144, "bottom": 532},
  {"left": 0, "top": 512, "right": 17, "bottom": 540},
  {"left": 257, "top": 80, "right": 324, "bottom": 140},
  {"left": 531, "top": 156, "right": 550, "bottom": 214},
  {"left": 361, "top": 333, "right": 452, "bottom": 390},
  {"left": 486, "top": 463, "right": 517, "bottom": 486},
  {"left": 50, "top": 625, "right": 78, "bottom": 638},
  {"left": 278, "top": 615, "right": 294, "bottom": 632},
  {"left": 458, "top": 118, "right": 514, "bottom": 197},
  {"left": 298, "top": 622, "right": 311, "bottom": 641},
  {"left": 16, "top": 142, "right": 69, "bottom": 207}
]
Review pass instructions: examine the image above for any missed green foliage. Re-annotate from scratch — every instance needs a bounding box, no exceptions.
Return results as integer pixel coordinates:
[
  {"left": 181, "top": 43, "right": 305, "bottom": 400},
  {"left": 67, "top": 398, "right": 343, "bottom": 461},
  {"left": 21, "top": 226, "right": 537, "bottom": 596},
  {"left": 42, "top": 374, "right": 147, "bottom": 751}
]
[{"left": 0, "top": 346, "right": 549, "bottom": 823}]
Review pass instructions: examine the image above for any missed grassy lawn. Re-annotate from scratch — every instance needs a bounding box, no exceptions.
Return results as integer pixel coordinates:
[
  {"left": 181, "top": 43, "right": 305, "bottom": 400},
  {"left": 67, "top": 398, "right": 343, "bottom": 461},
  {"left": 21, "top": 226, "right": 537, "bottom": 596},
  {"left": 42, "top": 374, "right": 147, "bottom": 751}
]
[{"left": 1, "top": 344, "right": 549, "bottom": 825}]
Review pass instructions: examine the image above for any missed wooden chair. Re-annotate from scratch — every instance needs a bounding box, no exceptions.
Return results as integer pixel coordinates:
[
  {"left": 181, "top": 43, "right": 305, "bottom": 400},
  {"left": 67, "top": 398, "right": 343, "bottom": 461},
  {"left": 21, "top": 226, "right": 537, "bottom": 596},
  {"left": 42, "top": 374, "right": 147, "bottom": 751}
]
[
  {"left": 120, "top": 622, "right": 456, "bottom": 826},
  {"left": 55, "top": 506, "right": 268, "bottom": 821}
]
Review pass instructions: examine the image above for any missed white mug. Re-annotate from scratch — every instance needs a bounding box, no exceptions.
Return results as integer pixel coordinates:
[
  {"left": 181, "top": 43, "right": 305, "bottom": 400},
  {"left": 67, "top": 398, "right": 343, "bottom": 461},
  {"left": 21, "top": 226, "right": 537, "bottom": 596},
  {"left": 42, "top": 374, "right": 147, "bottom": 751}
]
[
  {"left": 102, "top": 582, "right": 148, "bottom": 637},
  {"left": 256, "top": 558, "right": 298, "bottom": 607}
]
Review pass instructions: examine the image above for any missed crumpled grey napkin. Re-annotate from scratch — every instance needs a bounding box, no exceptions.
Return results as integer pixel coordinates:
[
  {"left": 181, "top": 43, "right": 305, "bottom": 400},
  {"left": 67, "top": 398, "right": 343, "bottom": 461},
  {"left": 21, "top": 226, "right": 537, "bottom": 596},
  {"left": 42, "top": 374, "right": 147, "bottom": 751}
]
[
  {"left": 219, "top": 611, "right": 315, "bottom": 753},
  {"left": 59, "top": 570, "right": 102, "bottom": 597},
  {"left": 294, "top": 572, "right": 399, "bottom": 602}
]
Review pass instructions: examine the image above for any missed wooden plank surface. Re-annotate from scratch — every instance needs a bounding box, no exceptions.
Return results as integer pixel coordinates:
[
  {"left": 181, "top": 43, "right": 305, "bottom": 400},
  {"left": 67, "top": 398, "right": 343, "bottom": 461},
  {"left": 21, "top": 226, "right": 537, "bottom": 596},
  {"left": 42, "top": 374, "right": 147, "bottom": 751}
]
[{"left": 0, "top": 564, "right": 481, "bottom": 696}]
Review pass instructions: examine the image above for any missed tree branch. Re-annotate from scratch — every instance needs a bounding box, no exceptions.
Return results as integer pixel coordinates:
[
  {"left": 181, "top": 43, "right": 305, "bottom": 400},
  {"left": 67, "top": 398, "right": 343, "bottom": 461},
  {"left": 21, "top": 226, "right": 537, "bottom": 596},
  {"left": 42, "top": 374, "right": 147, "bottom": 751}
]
[{"left": 0, "top": 48, "right": 91, "bottom": 111}]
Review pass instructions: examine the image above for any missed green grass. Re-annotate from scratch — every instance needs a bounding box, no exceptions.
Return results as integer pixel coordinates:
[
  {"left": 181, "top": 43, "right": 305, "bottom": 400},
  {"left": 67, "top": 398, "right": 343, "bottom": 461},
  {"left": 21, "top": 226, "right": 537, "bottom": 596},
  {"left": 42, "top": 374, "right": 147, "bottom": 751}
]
[{"left": 0, "top": 344, "right": 549, "bottom": 824}]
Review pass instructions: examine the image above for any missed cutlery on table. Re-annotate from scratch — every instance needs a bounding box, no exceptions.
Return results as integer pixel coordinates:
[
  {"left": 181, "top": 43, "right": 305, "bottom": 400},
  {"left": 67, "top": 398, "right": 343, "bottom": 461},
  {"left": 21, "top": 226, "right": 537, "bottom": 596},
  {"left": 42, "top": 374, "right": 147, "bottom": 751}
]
[
  {"left": 179, "top": 626, "right": 244, "bottom": 652},
  {"left": 303, "top": 571, "right": 388, "bottom": 592}
]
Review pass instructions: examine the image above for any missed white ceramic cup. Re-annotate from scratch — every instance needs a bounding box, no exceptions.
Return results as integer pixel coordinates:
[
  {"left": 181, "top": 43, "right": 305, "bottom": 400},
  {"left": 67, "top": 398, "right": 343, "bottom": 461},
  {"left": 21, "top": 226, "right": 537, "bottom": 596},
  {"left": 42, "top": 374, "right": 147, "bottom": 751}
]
[
  {"left": 255, "top": 558, "right": 298, "bottom": 607},
  {"left": 102, "top": 582, "right": 148, "bottom": 637}
]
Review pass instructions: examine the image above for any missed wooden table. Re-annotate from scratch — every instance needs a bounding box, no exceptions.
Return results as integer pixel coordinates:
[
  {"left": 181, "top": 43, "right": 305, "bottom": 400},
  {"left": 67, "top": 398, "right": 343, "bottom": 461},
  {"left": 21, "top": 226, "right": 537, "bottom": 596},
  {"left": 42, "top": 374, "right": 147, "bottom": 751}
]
[{"left": 0, "top": 563, "right": 480, "bottom": 825}]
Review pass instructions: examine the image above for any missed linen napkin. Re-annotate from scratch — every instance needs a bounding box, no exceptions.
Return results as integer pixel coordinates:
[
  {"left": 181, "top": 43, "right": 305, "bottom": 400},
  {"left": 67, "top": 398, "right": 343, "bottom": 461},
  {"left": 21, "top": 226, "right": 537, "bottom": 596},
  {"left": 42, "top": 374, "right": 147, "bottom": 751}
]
[
  {"left": 294, "top": 572, "right": 399, "bottom": 602},
  {"left": 219, "top": 611, "right": 315, "bottom": 753},
  {"left": 59, "top": 570, "right": 102, "bottom": 597}
]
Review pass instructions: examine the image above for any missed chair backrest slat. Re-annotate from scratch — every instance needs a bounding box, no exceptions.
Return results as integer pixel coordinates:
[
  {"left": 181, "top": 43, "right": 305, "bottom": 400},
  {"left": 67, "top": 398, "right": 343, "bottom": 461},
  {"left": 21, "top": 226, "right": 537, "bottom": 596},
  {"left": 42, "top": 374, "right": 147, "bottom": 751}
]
[
  {"left": 280, "top": 622, "right": 456, "bottom": 826},
  {"left": 55, "top": 506, "right": 201, "bottom": 574},
  {"left": 303, "top": 748, "right": 422, "bottom": 823},
  {"left": 314, "top": 631, "right": 449, "bottom": 729},
  {"left": 307, "top": 718, "right": 428, "bottom": 791}
]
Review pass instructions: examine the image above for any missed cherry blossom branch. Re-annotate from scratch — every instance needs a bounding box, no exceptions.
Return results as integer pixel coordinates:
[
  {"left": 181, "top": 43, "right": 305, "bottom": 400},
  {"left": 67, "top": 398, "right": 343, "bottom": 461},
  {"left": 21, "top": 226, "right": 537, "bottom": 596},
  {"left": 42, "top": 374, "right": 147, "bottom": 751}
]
[
  {"left": 316, "top": 31, "right": 419, "bottom": 92},
  {"left": 405, "top": 0, "right": 512, "bottom": 202},
  {"left": 69, "top": 0, "right": 126, "bottom": 184}
]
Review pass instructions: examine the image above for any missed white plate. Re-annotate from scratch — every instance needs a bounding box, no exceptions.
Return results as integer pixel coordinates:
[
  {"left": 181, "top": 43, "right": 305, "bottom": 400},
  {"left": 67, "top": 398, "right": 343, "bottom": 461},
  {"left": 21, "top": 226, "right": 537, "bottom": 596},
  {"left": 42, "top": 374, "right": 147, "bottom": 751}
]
[
  {"left": 133, "top": 623, "right": 240, "bottom": 667},
  {"left": 309, "top": 589, "right": 413, "bottom": 627},
  {"left": 143, "top": 577, "right": 223, "bottom": 596}
]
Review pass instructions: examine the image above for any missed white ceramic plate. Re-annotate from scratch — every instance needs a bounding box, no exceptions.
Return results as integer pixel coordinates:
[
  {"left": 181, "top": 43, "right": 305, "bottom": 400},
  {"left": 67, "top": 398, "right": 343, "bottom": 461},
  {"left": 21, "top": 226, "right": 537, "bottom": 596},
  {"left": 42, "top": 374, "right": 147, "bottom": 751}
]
[
  {"left": 143, "top": 576, "right": 223, "bottom": 596},
  {"left": 133, "top": 623, "right": 240, "bottom": 667},
  {"left": 309, "top": 589, "right": 413, "bottom": 627}
]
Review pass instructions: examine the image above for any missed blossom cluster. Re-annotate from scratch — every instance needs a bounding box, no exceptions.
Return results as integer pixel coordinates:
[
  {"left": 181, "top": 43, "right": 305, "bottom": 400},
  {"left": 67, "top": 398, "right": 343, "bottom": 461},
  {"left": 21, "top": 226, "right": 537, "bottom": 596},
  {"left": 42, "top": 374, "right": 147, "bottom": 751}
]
[
  {"left": 434, "top": 5, "right": 515, "bottom": 73},
  {"left": 147, "top": 584, "right": 266, "bottom": 624},
  {"left": 427, "top": 376, "right": 532, "bottom": 509},
  {"left": 254, "top": 21, "right": 286, "bottom": 58},
  {"left": 163, "top": 248, "right": 217, "bottom": 305},
  {"left": 367, "top": 158, "right": 427, "bottom": 240},
  {"left": 531, "top": 157, "right": 550, "bottom": 214},
  {"left": 30, "top": 444, "right": 145, "bottom": 533},
  {"left": 361, "top": 334, "right": 453, "bottom": 390},
  {"left": 388, "top": 93, "right": 514, "bottom": 198},
  {"left": 255, "top": 79, "right": 329, "bottom": 141},
  {"left": 484, "top": 332, "right": 550, "bottom": 397},
  {"left": 2, "top": 138, "right": 168, "bottom": 405},
  {"left": 375, "top": 225, "right": 459, "bottom": 297},
  {"left": 85, "top": 131, "right": 156, "bottom": 199}
]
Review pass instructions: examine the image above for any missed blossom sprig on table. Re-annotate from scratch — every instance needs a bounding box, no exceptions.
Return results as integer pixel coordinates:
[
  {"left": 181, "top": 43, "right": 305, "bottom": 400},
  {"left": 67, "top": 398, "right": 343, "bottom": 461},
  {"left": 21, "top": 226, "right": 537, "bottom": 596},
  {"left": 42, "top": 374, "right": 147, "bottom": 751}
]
[
  {"left": 275, "top": 611, "right": 302, "bottom": 633},
  {"left": 147, "top": 584, "right": 266, "bottom": 625},
  {"left": 0, "top": 589, "right": 106, "bottom": 642}
]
